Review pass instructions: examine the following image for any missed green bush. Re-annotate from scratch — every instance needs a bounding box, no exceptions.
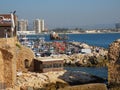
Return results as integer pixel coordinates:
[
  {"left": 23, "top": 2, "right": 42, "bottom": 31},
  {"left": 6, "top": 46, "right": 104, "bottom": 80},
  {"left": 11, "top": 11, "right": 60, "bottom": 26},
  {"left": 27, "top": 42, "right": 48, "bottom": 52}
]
[{"left": 16, "top": 43, "right": 21, "bottom": 49}]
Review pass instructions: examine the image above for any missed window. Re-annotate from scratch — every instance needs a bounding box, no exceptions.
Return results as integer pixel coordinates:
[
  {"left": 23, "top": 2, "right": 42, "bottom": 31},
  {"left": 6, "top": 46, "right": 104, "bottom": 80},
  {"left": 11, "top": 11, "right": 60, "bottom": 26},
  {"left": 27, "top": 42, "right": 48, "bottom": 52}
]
[
  {"left": 24, "top": 59, "right": 29, "bottom": 68},
  {"left": 43, "top": 64, "right": 52, "bottom": 68}
]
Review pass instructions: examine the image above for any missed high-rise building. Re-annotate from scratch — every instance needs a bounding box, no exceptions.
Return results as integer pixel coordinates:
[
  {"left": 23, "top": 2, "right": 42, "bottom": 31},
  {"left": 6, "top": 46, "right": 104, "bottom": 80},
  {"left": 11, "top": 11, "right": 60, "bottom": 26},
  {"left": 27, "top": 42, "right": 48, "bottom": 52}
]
[
  {"left": 41, "top": 19, "right": 45, "bottom": 32},
  {"left": 18, "top": 19, "right": 28, "bottom": 31},
  {"left": 33, "top": 19, "right": 45, "bottom": 34}
]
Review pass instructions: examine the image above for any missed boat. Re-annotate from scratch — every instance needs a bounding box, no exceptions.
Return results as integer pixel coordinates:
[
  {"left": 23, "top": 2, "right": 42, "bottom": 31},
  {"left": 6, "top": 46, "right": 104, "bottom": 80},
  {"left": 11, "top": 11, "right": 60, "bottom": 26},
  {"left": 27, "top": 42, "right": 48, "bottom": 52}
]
[{"left": 50, "top": 31, "right": 68, "bottom": 40}]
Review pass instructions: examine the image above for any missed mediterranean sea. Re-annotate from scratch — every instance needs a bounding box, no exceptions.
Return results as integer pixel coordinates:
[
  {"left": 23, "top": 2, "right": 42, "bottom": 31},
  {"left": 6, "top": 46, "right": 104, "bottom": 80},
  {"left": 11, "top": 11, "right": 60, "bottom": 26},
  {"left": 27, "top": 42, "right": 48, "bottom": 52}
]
[
  {"left": 64, "top": 67, "right": 108, "bottom": 80},
  {"left": 26, "top": 33, "right": 120, "bottom": 48}
]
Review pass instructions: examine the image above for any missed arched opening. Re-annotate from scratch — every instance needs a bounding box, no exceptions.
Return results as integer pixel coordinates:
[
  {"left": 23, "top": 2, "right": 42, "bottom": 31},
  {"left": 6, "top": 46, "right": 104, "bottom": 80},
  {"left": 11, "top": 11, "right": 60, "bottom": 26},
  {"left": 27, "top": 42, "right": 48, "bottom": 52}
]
[{"left": 24, "top": 59, "right": 29, "bottom": 68}]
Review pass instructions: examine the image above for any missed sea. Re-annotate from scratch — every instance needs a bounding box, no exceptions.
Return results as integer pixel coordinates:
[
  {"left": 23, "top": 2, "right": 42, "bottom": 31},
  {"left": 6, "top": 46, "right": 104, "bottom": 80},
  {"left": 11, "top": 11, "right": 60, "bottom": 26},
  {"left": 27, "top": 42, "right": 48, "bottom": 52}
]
[
  {"left": 26, "top": 33, "right": 120, "bottom": 79},
  {"left": 26, "top": 33, "right": 120, "bottom": 49},
  {"left": 65, "top": 67, "right": 108, "bottom": 80}
]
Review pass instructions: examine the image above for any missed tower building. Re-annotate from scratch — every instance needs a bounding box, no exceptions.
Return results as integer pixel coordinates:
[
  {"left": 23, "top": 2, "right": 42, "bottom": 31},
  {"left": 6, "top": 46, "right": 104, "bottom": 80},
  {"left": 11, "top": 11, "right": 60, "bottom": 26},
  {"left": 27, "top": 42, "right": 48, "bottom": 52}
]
[
  {"left": 18, "top": 19, "right": 28, "bottom": 31},
  {"left": 34, "top": 19, "right": 45, "bottom": 34}
]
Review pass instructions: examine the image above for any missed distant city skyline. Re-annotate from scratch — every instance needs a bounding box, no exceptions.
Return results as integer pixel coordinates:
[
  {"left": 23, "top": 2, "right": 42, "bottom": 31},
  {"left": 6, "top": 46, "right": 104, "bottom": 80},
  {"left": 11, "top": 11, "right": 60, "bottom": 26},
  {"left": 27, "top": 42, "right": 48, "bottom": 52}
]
[
  {"left": 34, "top": 19, "right": 45, "bottom": 33},
  {"left": 0, "top": 0, "right": 120, "bottom": 29}
]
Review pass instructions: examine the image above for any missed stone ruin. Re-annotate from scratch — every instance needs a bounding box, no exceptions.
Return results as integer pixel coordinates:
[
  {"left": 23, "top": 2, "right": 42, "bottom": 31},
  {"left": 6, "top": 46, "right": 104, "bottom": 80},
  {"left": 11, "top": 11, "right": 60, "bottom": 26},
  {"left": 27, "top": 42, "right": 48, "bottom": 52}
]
[
  {"left": 0, "top": 33, "right": 120, "bottom": 90},
  {"left": 108, "top": 39, "right": 120, "bottom": 88}
]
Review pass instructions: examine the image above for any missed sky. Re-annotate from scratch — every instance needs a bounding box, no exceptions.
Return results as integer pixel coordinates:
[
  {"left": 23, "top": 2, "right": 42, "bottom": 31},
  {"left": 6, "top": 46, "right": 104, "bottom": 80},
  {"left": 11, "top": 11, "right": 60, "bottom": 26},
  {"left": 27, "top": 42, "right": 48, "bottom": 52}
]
[{"left": 0, "top": 0, "right": 120, "bottom": 29}]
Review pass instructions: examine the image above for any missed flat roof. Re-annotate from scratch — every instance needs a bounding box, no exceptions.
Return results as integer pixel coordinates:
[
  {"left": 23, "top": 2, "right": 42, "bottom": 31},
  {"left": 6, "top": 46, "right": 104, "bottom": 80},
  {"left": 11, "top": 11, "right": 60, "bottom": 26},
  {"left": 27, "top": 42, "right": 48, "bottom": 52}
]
[{"left": 35, "top": 57, "right": 64, "bottom": 62}]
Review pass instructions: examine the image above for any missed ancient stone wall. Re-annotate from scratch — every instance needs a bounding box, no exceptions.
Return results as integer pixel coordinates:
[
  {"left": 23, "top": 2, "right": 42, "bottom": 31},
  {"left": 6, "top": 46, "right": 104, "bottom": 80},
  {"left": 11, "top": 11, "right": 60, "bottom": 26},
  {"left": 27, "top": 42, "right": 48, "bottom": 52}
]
[
  {"left": 108, "top": 39, "right": 120, "bottom": 87},
  {"left": 16, "top": 45, "right": 35, "bottom": 72},
  {"left": 0, "top": 37, "right": 35, "bottom": 89},
  {"left": 0, "top": 37, "right": 17, "bottom": 48},
  {"left": 0, "top": 48, "right": 16, "bottom": 88},
  {"left": 0, "top": 51, "right": 5, "bottom": 89},
  {"left": 0, "top": 37, "right": 17, "bottom": 88}
]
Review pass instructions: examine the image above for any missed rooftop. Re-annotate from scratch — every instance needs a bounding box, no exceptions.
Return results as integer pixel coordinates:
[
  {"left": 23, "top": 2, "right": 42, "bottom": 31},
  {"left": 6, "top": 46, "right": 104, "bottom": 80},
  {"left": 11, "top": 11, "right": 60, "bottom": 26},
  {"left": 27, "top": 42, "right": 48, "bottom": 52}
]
[{"left": 35, "top": 57, "right": 64, "bottom": 62}]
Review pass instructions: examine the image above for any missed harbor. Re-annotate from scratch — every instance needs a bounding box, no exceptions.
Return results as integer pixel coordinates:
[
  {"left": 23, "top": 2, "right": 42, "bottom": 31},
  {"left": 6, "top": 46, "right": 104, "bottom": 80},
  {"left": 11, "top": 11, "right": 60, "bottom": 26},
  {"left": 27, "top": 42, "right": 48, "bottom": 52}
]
[
  {"left": 9, "top": 33, "right": 118, "bottom": 90},
  {"left": 18, "top": 33, "right": 108, "bottom": 67}
]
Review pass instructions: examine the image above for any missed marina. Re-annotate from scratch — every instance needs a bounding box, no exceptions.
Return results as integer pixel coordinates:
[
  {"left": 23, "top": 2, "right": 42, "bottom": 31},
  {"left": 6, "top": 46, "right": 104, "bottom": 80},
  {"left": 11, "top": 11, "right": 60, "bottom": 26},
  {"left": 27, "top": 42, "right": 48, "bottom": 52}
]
[{"left": 18, "top": 34, "right": 107, "bottom": 58}]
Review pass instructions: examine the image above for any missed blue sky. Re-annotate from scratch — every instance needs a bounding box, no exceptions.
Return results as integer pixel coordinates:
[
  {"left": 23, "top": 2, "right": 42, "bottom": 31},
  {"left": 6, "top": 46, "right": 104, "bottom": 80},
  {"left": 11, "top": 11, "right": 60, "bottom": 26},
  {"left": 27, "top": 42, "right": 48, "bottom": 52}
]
[{"left": 0, "top": 0, "right": 120, "bottom": 29}]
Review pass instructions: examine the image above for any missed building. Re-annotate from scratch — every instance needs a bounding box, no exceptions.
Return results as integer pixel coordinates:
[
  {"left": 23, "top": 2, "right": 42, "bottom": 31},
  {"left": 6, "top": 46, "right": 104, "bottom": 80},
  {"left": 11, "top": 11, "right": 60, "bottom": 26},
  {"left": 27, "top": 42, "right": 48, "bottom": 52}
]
[
  {"left": 0, "top": 14, "right": 17, "bottom": 38},
  {"left": 41, "top": 19, "right": 44, "bottom": 32},
  {"left": 33, "top": 19, "right": 45, "bottom": 34},
  {"left": 34, "top": 57, "right": 64, "bottom": 73},
  {"left": 18, "top": 19, "right": 28, "bottom": 31},
  {"left": 17, "top": 31, "right": 35, "bottom": 35}
]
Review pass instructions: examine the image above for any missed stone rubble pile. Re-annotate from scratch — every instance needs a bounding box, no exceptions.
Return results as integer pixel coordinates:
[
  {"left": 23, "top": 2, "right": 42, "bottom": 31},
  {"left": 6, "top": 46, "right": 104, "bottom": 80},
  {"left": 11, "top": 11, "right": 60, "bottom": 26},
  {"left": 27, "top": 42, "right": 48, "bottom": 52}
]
[
  {"left": 16, "top": 70, "right": 105, "bottom": 89},
  {"left": 16, "top": 71, "right": 66, "bottom": 89}
]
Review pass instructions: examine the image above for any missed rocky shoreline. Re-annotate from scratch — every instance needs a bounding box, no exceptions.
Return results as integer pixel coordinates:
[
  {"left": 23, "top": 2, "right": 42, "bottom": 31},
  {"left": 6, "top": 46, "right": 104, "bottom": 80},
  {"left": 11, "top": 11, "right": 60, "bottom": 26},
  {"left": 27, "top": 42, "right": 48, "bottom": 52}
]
[
  {"left": 16, "top": 70, "right": 107, "bottom": 90},
  {"left": 49, "top": 42, "right": 108, "bottom": 67}
]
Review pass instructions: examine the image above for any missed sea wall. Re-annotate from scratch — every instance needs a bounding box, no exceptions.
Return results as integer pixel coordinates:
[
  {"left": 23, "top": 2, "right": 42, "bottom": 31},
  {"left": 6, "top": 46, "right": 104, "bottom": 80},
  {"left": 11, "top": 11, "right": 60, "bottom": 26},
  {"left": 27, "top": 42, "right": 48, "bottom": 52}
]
[{"left": 108, "top": 39, "right": 120, "bottom": 89}]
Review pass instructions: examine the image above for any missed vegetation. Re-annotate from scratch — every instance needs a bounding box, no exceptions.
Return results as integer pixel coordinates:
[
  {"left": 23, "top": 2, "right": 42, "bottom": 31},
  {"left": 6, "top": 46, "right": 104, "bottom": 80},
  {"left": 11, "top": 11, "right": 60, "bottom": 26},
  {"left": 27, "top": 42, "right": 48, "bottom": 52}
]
[
  {"left": 51, "top": 28, "right": 82, "bottom": 33},
  {"left": 16, "top": 43, "right": 21, "bottom": 49}
]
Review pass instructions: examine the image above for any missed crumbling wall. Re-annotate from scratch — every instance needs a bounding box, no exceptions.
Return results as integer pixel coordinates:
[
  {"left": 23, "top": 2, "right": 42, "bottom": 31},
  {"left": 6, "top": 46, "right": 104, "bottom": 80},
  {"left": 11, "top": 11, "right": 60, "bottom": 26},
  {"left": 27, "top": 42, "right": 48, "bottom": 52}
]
[
  {"left": 16, "top": 45, "right": 35, "bottom": 72},
  {"left": 0, "top": 48, "right": 16, "bottom": 88},
  {"left": 0, "top": 37, "right": 17, "bottom": 88},
  {"left": 108, "top": 39, "right": 120, "bottom": 88},
  {"left": 0, "top": 37, "right": 35, "bottom": 89},
  {"left": 0, "top": 38, "right": 17, "bottom": 47},
  {"left": 0, "top": 50, "right": 5, "bottom": 89}
]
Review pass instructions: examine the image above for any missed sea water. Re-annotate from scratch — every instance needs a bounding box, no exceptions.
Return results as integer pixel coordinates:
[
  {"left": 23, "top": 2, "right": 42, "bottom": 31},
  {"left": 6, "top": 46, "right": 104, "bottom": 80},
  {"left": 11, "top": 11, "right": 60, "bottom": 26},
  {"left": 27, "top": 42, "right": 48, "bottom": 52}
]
[
  {"left": 26, "top": 33, "right": 120, "bottom": 48},
  {"left": 64, "top": 67, "right": 108, "bottom": 79}
]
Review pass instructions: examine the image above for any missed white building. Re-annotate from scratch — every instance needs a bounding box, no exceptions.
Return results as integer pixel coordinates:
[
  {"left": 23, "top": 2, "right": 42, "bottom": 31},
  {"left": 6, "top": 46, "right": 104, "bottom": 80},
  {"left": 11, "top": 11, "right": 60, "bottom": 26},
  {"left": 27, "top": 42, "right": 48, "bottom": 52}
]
[
  {"left": 85, "top": 30, "right": 96, "bottom": 33},
  {"left": 34, "top": 19, "right": 45, "bottom": 34},
  {"left": 41, "top": 19, "right": 45, "bottom": 32},
  {"left": 18, "top": 19, "right": 28, "bottom": 31},
  {"left": 17, "top": 31, "right": 35, "bottom": 35}
]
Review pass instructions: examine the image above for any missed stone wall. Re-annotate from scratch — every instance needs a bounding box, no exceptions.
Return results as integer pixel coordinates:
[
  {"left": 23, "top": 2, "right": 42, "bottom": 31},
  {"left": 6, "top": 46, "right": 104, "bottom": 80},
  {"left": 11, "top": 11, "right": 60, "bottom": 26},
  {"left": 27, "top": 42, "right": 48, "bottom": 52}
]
[
  {"left": 0, "top": 37, "right": 18, "bottom": 48},
  {"left": 59, "top": 83, "right": 107, "bottom": 90},
  {"left": 16, "top": 45, "right": 35, "bottom": 72},
  {"left": 0, "top": 37, "right": 17, "bottom": 88},
  {"left": 0, "top": 50, "right": 5, "bottom": 89},
  {"left": 0, "top": 37, "right": 35, "bottom": 89},
  {"left": 108, "top": 39, "right": 120, "bottom": 88}
]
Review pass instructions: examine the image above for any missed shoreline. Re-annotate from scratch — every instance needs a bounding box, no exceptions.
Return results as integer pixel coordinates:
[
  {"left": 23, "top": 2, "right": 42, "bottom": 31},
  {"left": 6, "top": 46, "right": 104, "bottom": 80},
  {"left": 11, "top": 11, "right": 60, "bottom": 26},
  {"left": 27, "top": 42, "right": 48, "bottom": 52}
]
[
  {"left": 21, "top": 32, "right": 120, "bottom": 35},
  {"left": 57, "top": 32, "right": 120, "bottom": 35},
  {"left": 16, "top": 70, "right": 107, "bottom": 90}
]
